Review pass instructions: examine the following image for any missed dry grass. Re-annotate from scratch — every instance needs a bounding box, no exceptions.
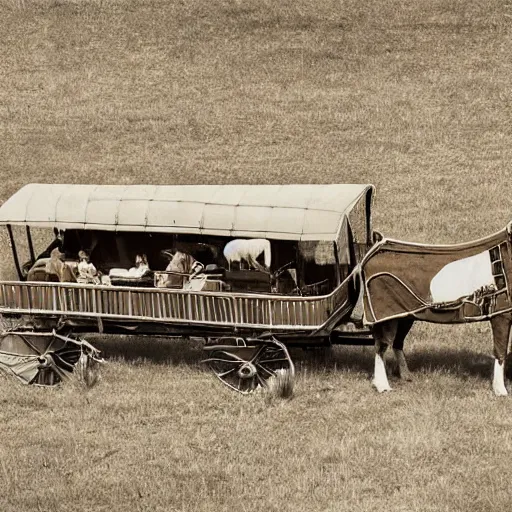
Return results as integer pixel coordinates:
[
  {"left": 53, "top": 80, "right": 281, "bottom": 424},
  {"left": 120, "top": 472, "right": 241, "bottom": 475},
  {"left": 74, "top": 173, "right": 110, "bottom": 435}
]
[{"left": 1, "top": 0, "right": 512, "bottom": 510}]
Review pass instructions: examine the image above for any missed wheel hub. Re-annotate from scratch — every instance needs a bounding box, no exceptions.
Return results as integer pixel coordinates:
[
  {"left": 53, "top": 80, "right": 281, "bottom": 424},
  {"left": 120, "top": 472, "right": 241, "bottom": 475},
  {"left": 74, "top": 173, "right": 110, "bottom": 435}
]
[
  {"left": 237, "top": 362, "right": 257, "bottom": 379},
  {"left": 37, "top": 355, "right": 52, "bottom": 369}
]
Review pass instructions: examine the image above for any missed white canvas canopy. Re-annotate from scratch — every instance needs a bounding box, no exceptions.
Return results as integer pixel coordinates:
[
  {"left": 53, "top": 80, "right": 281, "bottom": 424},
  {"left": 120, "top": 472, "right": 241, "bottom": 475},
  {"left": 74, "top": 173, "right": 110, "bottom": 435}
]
[{"left": 0, "top": 184, "right": 374, "bottom": 242}]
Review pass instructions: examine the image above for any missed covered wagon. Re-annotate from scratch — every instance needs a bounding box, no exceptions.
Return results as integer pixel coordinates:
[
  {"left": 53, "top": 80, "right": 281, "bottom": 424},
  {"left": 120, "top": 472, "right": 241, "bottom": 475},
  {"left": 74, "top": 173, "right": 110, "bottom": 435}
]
[{"left": 0, "top": 183, "right": 375, "bottom": 392}]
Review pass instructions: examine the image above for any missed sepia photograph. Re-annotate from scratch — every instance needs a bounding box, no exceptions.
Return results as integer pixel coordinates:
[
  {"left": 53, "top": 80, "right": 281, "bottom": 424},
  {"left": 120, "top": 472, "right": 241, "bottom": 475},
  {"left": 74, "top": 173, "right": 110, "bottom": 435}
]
[{"left": 0, "top": 0, "right": 511, "bottom": 510}]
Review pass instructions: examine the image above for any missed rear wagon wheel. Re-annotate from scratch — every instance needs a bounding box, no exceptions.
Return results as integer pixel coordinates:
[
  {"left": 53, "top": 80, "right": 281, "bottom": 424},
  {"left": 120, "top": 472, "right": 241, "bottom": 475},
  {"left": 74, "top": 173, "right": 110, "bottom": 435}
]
[{"left": 203, "top": 337, "right": 295, "bottom": 394}]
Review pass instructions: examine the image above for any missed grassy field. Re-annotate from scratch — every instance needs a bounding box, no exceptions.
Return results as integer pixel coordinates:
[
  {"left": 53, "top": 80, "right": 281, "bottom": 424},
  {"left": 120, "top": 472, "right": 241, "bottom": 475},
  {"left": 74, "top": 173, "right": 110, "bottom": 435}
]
[{"left": 1, "top": 0, "right": 512, "bottom": 510}]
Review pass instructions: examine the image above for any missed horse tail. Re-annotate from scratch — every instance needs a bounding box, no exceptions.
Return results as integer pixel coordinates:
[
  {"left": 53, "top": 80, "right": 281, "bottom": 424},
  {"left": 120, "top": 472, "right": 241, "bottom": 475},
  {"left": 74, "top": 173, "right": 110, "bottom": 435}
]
[{"left": 264, "top": 240, "right": 271, "bottom": 268}]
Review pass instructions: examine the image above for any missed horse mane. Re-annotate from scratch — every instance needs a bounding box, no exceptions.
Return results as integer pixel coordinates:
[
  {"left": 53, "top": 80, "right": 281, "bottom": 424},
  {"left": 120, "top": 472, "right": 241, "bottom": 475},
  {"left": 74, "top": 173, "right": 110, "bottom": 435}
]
[{"left": 169, "top": 251, "right": 197, "bottom": 273}]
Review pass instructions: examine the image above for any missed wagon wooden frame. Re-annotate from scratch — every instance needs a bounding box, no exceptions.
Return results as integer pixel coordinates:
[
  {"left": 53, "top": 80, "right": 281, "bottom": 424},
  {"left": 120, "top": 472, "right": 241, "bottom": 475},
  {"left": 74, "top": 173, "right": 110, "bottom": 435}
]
[{"left": 0, "top": 183, "right": 375, "bottom": 392}]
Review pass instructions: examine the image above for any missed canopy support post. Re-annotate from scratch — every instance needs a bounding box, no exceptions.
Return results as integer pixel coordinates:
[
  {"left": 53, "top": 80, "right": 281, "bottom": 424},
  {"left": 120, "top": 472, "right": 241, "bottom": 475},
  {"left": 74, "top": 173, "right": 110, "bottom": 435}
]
[
  {"left": 7, "top": 225, "right": 23, "bottom": 280},
  {"left": 365, "top": 187, "right": 374, "bottom": 247},
  {"left": 26, "top": 226, "right": 35, "bottom": 264},
  {"left": 296, "top": 243, "right": 305, "bottom": 289},
  {"left": 333, "top": 241, "right": 341, "bottom": 286}
]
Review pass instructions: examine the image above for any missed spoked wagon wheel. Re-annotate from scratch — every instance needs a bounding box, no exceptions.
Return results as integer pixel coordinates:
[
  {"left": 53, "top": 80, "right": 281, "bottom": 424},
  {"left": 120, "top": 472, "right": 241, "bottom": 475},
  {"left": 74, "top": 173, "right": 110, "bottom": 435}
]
[
  {"left": 203, "top": 336, "right": 295, "bottom": 394},
  {"left": 0, "top": 330, "right": 102, "bottom": 387}
]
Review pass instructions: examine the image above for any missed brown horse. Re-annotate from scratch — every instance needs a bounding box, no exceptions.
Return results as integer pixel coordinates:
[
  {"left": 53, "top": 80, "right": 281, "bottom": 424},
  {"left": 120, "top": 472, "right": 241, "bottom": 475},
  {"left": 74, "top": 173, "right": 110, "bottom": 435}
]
[{"left": 362, "top": 224, "right": 512, "bottom": 396}]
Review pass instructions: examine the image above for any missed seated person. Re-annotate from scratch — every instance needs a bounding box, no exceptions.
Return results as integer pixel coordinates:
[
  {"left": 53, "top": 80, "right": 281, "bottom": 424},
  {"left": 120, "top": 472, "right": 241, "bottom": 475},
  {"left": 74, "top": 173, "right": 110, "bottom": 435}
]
[
  {"left": 45, "top": 248, "right": 76, "bottom": 283},
  {"left": 109, "top": 254, "right": 150, "bottom": 279},
  {"left": 77, "top": 250, "right": 101, "bottom": 284},
  {"left": 22, "top": 229, "right": 62, "bottom": 278}
]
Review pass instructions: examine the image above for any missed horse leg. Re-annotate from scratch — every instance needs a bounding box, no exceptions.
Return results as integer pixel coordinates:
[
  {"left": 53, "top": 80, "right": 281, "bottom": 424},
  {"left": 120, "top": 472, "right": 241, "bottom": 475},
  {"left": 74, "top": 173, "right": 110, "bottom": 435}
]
[
  {"left": 392, "top": 318, "right": 415, "bottom": 381},
  {"left": 244, "top": 254, "right": 262, "bottom": 272},
  {"left": 372, "top": 320, "right": 398, "bottom": 393},
  {"left": 490, "top": 314, "right": 511, "bottom": 396},
  {"left": 250, "top": 256, "right": 267, "bottom": 273}
]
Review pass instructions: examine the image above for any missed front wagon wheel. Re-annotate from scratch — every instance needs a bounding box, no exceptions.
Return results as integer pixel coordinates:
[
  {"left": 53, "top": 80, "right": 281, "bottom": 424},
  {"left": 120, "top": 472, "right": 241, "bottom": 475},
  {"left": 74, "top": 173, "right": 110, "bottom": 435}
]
[{"left": 202, "top": 337, "right": 295, "bottom": 394}]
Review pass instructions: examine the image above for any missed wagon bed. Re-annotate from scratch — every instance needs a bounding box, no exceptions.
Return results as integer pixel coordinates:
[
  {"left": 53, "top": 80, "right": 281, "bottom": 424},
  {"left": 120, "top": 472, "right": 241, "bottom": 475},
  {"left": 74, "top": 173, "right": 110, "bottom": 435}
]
[
  {"left": 0, "top": 277, "right": 353, "bottom": 336},
  {"left": 0, "top": 183, "right": 375, "bottom": 392}
]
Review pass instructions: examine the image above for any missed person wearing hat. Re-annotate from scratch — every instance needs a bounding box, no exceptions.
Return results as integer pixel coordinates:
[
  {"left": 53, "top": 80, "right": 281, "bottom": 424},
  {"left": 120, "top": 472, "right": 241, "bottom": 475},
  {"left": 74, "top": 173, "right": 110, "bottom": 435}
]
[{"left": 77, "top": 250, "right": 100, "bottom": 284}]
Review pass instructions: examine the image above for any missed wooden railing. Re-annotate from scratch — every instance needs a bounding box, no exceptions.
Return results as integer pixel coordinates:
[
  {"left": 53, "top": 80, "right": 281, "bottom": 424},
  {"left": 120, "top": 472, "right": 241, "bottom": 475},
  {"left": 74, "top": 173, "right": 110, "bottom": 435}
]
[{"left": 0, "top": 277, "right": 351, "bottom": 331}]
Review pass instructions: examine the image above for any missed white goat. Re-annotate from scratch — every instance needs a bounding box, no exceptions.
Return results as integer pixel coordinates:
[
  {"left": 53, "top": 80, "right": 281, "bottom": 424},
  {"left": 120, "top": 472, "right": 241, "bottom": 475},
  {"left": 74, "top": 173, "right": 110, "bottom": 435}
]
[{"left": 223, "top": 239, "right": 271, "bottom": 272}]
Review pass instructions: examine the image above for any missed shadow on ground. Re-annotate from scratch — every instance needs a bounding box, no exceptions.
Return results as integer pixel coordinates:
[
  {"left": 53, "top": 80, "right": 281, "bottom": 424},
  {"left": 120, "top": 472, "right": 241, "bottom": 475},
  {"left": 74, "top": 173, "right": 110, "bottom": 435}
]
[
  {"left": 89, "top": 335, "right": 206, "bottom": 366},
  {"left": 87, "top": 335, "right": 506, "bottom": 380},
  {"left": 293, "top": 346, "right": 499, "bottom": 380}
]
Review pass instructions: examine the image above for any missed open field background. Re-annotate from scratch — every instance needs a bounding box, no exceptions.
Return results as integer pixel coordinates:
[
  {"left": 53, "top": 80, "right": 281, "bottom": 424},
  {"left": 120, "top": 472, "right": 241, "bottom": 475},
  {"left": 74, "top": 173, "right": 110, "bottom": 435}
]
[{"left": 1, "top": 0, "right": 512, "bottom": 510}]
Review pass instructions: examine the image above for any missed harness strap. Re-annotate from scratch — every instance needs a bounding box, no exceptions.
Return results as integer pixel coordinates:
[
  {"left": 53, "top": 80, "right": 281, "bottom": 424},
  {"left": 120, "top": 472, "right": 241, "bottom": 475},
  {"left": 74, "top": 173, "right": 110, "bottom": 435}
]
[{"left": 349, "top": 265, "right": 365, "bottom": 323}]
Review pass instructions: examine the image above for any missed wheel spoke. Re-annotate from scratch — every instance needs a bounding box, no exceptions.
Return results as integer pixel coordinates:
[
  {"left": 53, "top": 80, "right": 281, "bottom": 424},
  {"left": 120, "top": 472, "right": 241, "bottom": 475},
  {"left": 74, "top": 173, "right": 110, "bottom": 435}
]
[
  {"left": 19, "top": 335, "right": 45, "bottom": 356},
  {"left": 258, "top": 358, "right": 289, "bottom": 364},
  {"left": 203, "top": 357, "right": 242, "bottom": 366},
  {"left": 213, "top": 375, "right": 251, "bottom": 394},
  {"left": 217, "top": 367, "right": 237, "bottom": 378},
  {"left": 256, "top": 363, "right": 276, "bottom": 377},
  {"left": 54, "top": 348, "right": 80, "bottom": 357},
  {"left": 215, "top": 351, "right": 247, "bottom": 362},
  {"left": 52, "top": 353, "right": 76, "bottom": 371},
  {"left": 256, "top": 373, "right": 268, "bottom": 388},
  {"left": 248, "top": 346, "right": 266, "bottom": 364}
]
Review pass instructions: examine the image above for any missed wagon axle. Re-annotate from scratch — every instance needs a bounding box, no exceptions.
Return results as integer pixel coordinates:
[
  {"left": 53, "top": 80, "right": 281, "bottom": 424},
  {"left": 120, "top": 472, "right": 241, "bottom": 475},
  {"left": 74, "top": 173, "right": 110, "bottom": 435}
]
[{"left": 237, "top": 362, "right": 257, "bottom": 379}]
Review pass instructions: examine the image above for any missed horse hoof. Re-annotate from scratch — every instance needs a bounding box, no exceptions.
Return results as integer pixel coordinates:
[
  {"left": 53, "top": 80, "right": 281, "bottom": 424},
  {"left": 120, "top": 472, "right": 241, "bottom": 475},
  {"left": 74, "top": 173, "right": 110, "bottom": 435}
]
[
  {"left": 372, "top": 380, "right": 392, "bottom": 393},
  {"left": 493, "top": 387, "right": 508, "bottom": 397}
]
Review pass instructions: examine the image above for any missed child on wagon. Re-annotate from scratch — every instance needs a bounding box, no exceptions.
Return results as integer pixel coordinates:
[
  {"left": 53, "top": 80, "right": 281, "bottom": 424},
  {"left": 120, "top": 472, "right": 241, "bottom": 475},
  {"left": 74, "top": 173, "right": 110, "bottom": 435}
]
[{"left": 77, "top": 250, "right": 101, "bottom": 284}]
